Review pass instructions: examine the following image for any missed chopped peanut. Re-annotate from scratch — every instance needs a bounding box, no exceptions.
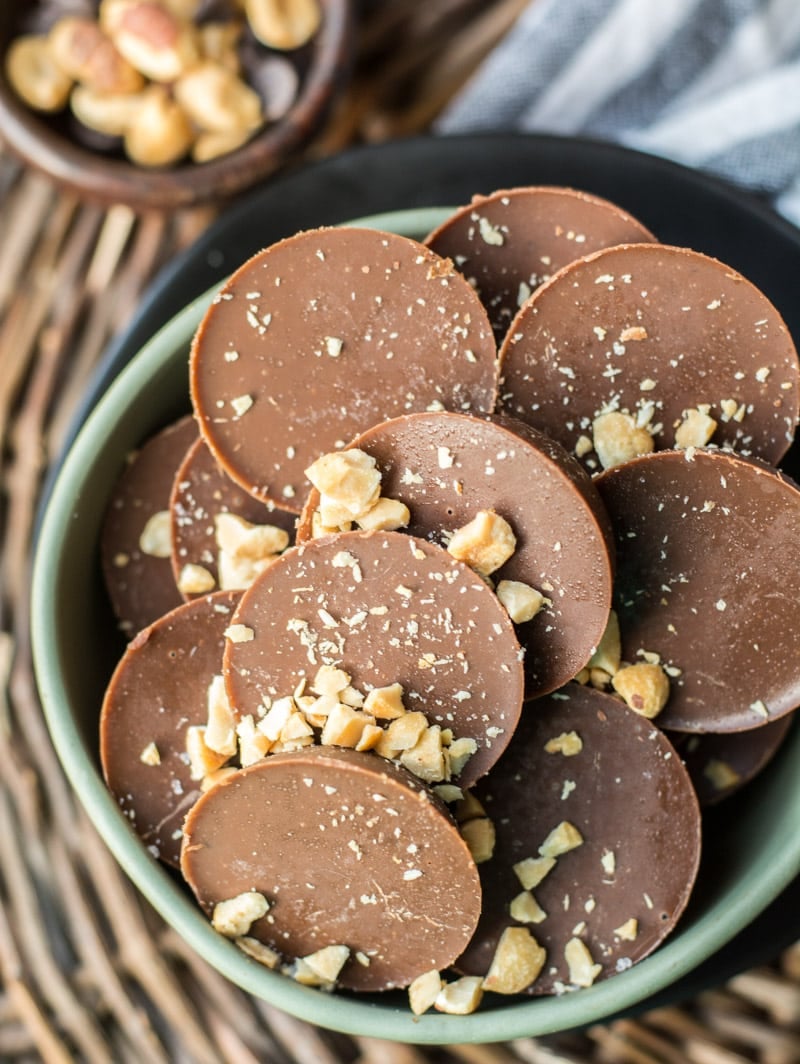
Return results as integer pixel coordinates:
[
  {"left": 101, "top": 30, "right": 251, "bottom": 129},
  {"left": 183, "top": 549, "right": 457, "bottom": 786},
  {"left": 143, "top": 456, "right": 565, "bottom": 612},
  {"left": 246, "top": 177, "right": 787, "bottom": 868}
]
[
  {"left": 355, "top": 497, "right": 410, "bottom": 532},
  {"left": 614, "top": 918, "right": 639, "bottom": 941},
  {"left": 355, "top": 723, "right": 384, "bottom": 751},
  {"left": 363, "top": 682, "right": 406, "bottom": 719},
  {"left": 675, "top": 407, "right": 717, "bottom": 449},
  {"left": 509, "top": 891, "right": 547, "bottom": 925},
  {"left": 224, "top": 623, "right": 254, "bottom": 643},
  {"left": 565, "top": 937, "right": 602, "bottom": 987},
  {"left": 447, "top": 510, "right": 516, "bottom": 576},
  {"left": 612, "top": 662, "right": 670, "bottom": 719},
  {"left": 205, "top": 674, "right": 237, "bottom": 757},
  {"left": 454, "top": 792, "right": 487, "bottom": 824},
  {"left": 236, "top": 714, "right": 271, "bottom": 766},
  {"left": 408, "top": 969, "right": 442, "bottom": 1015},
  {"left": 482, "top": 927, "right": 546, "bottom": 994},
  {"left": 592, "top": 411, "right": 654, "bottom": 470},
  {"left": 185, "top": 725, "right": 229, "bottom": 780},
  {"left": 320, "top": 704, "right": 376, "bottom": 748},
  {"left": 400, "top": 724, "right": 447, "bottom": 783},
  {"left": 704, "top": 759, "right": 742, "bottom": 790},
  {"left": 544, "top": 731, "right": 583, "bottom": 757},
  {"left": 588, "top": 610, "right": 621, "bottom": 676},
  {"left": 236, "top": 936, "right": 281, "bottom": 968},
  {"left": 513, "top": 855, "right": 556, "bottom": 890},
  {"left": 297, "top": 944, "right": 349, "bottom": 986},
  {"left": 178, "top": 562, "right": 216, "bottom": 594},
  {"left": 212, "top": 891, "right": 269, "bottom": 937},
  {"left": 434, "top": 976, "right": 484, "bottom": 1015},
  {"left": 215, "top": 512, "right": 289, "bottom": 589},
  {"left": 496, "top": 580, "right": 544, "bottom": 623},
  {"left": 539, "top": 821, "right": 583, "bottom": 858},
  {"left": 305, "top": 448, "right": 381, "bottom": 525},
  {"left": 258, "top": 696, "right": 296, "bottom": 742},
  {"left": 200, "top": 766, "right": 237, "bottom": 792},
  {"left": 312, "top": 664, "right": 351, "bottom": 697},
  {"left": 139, "top": 510, "right": 172, "bottom": 557},
  {"left": 459, "top": 817, "right": 496, "bottom": 863},
  {"left": 374, "top": 711, "right": 428, "bottom": 759},
  {"left": 446, "top": 736, "right": 478, "bottom": 778},
  {"left": 139, "top": 741, "right": 161, "bottom": 766}
]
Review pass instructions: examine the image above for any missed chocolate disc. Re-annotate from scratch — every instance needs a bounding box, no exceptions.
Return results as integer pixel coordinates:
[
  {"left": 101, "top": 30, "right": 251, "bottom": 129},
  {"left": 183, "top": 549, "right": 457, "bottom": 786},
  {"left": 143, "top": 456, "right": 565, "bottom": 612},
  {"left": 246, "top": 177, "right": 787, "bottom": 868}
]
[
  {"left": 171, "top": 436, "right": 296, "bottom": 596},
  {"left": 498, "top": 243, "right": 800, "bottom": 468},
  {"left": 457, "top": 684, "right": 701, "bottom": 993},
  {"left": 181, "top": 747, "right": 482, "bottom": 991},
  {"left": 224, "top": 530, "right": 524, "bottom": 787},
  {"left": 297, "top": 411, "right": 614, "bottom": 696},
  {"left": 100, "top": 590, "right": 240, "bottom": 867},
  {"left": 425, "top": 186, "right": 655, "bottom": 341},
  {"left": 101, "top": 416, "right": 197, "bottom": 635},
  {"left": 596, "top": 449, "right": 800, "bottom": 732},
  {"left": 190, "top": 226, "right": 498, "bottom": 511},
  {"left": 669, "top": 714, "right": 795, "bottom": 806}
]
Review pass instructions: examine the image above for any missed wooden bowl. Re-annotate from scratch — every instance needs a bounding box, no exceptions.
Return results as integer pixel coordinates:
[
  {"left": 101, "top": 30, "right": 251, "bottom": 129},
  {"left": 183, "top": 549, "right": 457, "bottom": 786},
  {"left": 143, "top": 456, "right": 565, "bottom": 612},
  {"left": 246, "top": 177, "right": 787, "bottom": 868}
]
[{"left": 0, "top": 1, "right": 353, "bottom": 209}]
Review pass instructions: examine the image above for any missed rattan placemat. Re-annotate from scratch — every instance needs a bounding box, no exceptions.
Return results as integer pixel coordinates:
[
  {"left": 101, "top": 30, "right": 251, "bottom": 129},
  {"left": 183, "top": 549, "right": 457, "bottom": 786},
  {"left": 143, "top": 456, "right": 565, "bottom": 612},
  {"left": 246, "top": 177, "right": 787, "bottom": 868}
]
[{"left": 2, "top": 3, "right": 799, "bottom": 1060}]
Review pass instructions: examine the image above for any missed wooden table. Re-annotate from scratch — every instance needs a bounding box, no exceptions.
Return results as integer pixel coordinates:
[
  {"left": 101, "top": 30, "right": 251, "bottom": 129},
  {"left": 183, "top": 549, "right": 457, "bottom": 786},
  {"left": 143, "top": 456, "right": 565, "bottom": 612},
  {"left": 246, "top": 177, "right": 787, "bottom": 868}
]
[{"left": 1, "top": 3, "right": 799, "bottom": 1060}]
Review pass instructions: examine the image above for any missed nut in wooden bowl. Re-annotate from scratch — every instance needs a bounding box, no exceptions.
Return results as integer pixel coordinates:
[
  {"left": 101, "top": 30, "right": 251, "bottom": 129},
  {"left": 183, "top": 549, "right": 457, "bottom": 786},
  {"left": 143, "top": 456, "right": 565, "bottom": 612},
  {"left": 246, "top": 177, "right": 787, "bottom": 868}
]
[{"left": 0, "top": 0, "right": 353, "bottom": 209}]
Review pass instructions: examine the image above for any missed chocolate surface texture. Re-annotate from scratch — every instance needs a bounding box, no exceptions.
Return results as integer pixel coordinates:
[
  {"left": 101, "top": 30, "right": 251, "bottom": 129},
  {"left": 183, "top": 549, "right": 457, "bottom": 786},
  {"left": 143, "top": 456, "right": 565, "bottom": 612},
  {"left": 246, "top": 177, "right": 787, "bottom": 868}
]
[
  {"left": 101, "top": 415, "right": 198, "bottom": 635},
  {"left": 298, "top": 411, "right": 615, "bottom": 696},
  {"left": 498, "top": 243, "right": 800, "bottom": 469},
  {"left": 425, "top": 186, "right": 655, "bottom": 341},
  {"left": 190, "top": 226, "right": 498, "bottom": 511},
  {"left": 457, "top": 684, "right": 701, "bottom": 994},
  {"left": 100, "top": 590, "right": 240, "bottom": 867},
  {"left": 224, "top": 529, "right": 524, "bottom": 787},
  {"left": 181, "top": 747, "right": 482, "bottom": 992},
  {"left": 596, "top": 449, "right": 800, "bottom": 732}
]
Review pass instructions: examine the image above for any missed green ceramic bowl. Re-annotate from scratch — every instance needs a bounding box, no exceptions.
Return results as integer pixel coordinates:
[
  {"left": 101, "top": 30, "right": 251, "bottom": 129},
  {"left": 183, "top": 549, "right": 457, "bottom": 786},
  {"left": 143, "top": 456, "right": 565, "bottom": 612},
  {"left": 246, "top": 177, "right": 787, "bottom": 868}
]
[{"left": 32, "top": 208, "right": 800, "bottom": 1043}]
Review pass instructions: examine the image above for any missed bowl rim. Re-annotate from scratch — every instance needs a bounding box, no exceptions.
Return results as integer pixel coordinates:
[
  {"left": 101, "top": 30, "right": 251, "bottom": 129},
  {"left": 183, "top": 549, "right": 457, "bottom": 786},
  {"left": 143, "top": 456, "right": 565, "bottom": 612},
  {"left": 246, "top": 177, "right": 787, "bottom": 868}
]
[
  {"left": 0, "top": 0, "right": 353, "bottom": 209},
  {"left": 31, "top": 206, "right": 800, "bottom": 1043}
]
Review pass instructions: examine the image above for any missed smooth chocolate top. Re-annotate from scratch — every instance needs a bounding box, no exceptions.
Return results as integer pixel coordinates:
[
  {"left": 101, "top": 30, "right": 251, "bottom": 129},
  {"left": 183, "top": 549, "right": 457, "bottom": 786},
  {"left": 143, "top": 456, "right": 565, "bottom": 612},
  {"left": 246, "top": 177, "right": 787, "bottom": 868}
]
[
  {"left": 181, "top": 747, "right": 482, "bottom": 992},
  {"left": 596, "top": 449, "right": 800, "bottom": 732},
  {"left": 457, "top": 685, "right": 701, "bottom": 993},
  {"left": 101, "top": 416, "right": 197, "bottom": 635},
  {"left": 100, "top": 590, "right": 240, "bottom": 867},
  {"left": 498, "top": 244, "right": 800, "bottom": 468},
  {"left": 298, "top": 411, "right": 615, "bottom": 696},
  {"left": 224, "top": 530, "right": 524, "bottom": 787},
  {"left": 425, "top": 186, "right": 655, "bottom": 341},
  {"left": 171, "top": 436, "right": 296, "bottom": 596},
  {"left": 190, "top": 226, "right": 498, "bottom": 511},
  {"left": 668, "top": 715, "right": 795, "bottom": 806}
]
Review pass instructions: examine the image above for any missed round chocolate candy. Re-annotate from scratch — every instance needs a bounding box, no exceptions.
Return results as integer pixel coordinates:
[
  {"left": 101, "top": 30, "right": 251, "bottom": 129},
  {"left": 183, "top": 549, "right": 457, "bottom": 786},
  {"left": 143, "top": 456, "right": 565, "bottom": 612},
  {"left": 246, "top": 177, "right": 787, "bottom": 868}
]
[
  {"left": 595, "top": 449, "right": 800, "bottom": 732},
  {"left": 181, "top": 747, "right": 482, "bottom": 992},
  {"left": 224, "top": 529, "right": 524, "bottom": 787},
  {"left": 425, "top": 186, "right": 655, "bottom": 341},
  {"left": 170, "top": 436, "right": 296, "bottom": 597},
  {"left": 100, "top": 590, "right": 240, "bottom": 867},
  {"left": 668, "top": 714, "right": 795, "bottom": 806},
  {"left": 101, "top": 415, "right": 197, "bottom": 636},
  {"left": 297, "top": 411, "right": 614, "bottom": 697},
  {"left": 190, "top": 226, "right": 498, "bottom": 512},
  {"left": 498, "top": 243, "right": 800, "bottom": 469},
  {"left": 456, "top": 684, "right": 701, "bottom": 994}
]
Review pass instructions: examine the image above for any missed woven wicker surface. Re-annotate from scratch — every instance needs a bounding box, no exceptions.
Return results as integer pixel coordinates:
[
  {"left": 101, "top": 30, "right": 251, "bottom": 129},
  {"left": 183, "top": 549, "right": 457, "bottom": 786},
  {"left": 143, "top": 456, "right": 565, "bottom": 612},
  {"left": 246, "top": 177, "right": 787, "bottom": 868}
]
[{"left": 2, "top": 2, "right": 800, "bottom": 1060}]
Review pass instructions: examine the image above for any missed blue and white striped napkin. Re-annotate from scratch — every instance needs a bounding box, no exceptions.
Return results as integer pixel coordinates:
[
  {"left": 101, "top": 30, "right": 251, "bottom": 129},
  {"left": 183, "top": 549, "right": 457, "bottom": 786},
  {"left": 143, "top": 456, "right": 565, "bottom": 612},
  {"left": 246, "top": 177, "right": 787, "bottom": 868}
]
[{"left": 437, "top": 0, "right": 800, "bottom": 225}]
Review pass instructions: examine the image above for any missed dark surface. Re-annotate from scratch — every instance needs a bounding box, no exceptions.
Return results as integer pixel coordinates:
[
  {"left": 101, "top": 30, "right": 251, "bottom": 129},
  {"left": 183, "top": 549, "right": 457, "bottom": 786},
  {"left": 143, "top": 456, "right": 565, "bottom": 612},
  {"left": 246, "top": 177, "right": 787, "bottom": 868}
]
[{"left": 53, "top": 131, "right": 800, "bottom": 1005}]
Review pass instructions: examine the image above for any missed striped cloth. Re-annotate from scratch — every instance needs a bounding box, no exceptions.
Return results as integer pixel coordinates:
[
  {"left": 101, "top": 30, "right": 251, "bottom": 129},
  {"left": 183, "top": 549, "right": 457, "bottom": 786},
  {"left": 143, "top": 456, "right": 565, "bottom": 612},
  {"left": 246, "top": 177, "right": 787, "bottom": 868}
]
[{"left": 437, "top": 0, "right": 800, "bottom": 225}]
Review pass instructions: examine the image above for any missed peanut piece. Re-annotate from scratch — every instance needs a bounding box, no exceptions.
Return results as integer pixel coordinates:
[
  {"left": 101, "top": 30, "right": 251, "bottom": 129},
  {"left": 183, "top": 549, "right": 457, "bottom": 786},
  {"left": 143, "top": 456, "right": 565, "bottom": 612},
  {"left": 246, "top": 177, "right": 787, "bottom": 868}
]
[
  {"left": 139, "top": 510, "right": 171, "bottom": 557},
  {"left": 400, "top": 724, "right": 447, "bottom": 783},
  {"left": 185, "top": 725, "right": 228, "bottom": 780},
  {"left": 5, "top": 36, "right": 73, "bottom": 112},
  {"left": 363, "top": 683, "right": 406, "bottom": 720},
  {"left": 374, "top": 711, "right": 428, "bottom": 759},
  {"left": 311, "top": 664, "right": 351, "bottom": 697},
  {"left": 592, "top": 411, "right": 654, "bottom": 470},
  {"left": 320, "top": 704, "right": 376, "bottom": 748},
  {"left": 434, "top": 976, "right": 484, "bottom": 1015},
  {"left": 612, "top": 662, "right": 670, "bottom": 719},
  {"left": 588, "top": 610, "right": 621, "bottom": 676},
  {"left": 236, "top": 936, "right": 281, "bottom": 968},
  {"left": 175, "top": 61, "right": 263, "bottom": 134},
  {"left": 236, "top": 714, "right": 271, "bottom": 766},
  {"left": 139, "top": 741, "right": 161, "bottom": 766},
  {"left": 447, "top": 510, "right": 516, "bottom": 576},
  {"left": 565, "top": 937, "right": 602, "bottom": 987},
  {"left": 613, "top": 918, "right": 639, "bottom": 941},
  {"left": 454, "top": 792, "right": 486, "bottom": 824},
  {"left": 212, "top": 891, "right": 269, "bottom": 937},
  {"left": 258, "top": 696, "right": 296, "bottom": 742},
  {"left": 703, "top": 759, "right": 741, "bottom": 790},
  {"left": 201, "top": 766, "right": 237, "bottom": 792},
  {"left": 305, "top": 449, "right": 381, "bottom": 525},
  {"left": 205, "top": 674, "right": 237, "bottom": 757},
  {"left": 459, "top": 817, "right": 496, "bottom": 863},
  {"left": 355, "top": 496, "right": 411, "bottom": 532},
  {"left": 513, "top": 855, "right": 556, "bottom": 890},
  {"left": 509, "top": 891, "right": 547, "bottom": 925},
  {"left": 675, "top": 407, "right": 717, "bottom": 449},
  {"left": 496, "top": 580, "right": 544, "bottom": 623},
  {"left": 408, "top": 970, "right": 442, "bottom": 1016},
  {"left": 124, "top": 86, "right": 194, "bottom": 167},
  {"left": 482, "top": 927, "right": 546, "bottom": 994},
  {"left": 297, "top": 944, "right": 349, "bottom": 986},
  {"left": 245, "top": 0, "right": 322, "bottom": 51},
  {"left": 446, "top": 736, "right": 478, "bottom": 778},
  {"left": 538, "top": 821, "right": 583, "bottom": 858},
  {"left": 544, "top": 731, "right": 583, "bottom": 757}
]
